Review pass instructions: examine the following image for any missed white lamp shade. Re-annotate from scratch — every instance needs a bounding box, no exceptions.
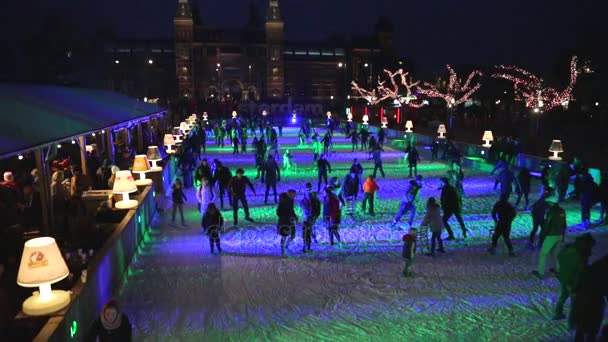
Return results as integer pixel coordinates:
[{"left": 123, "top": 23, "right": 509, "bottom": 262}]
[
  {"left": 113, "top": 170, "right": 138, "bottom": 194},
  {"left": 482, "top": 130, "right": 494, "bottom": 142},
  {"left": 437, "top": 124, "right": 447, "bottom": 134},
  {"left": 132, "top": 155, "right": 150, "bottom": 173},
  {"left": 262, "top": 110, "right": 267, "bottom": 116},
  {"left": 232, "top": 111, "right": 237, "bottom": 118},
  {"left": 203, "top": 112, "right": 208, "bottom": 120},
  {"left": 180, "top": 121, "right": 189, "bottom": 132},
  {"left": 85, "top": 145, "right": 93, "bottom": 153},
  {"left": 146, "top": 146, "right": 162, "bottom": 161},
  {"left": 405, "top": 120, "right": 413, "bottom": 129},
  {"left": 327, "top": 111, "right": 332, "bottom": 118},
  {"left": 549, "top": 140, "right": 564, "bottom": 153},
  {"left": 381, "top": 117, "right": 388, "bottom": 124},
  {"left": 17, "top": 237, "right": 69, "bottom": 287},
  {"left": 362, "top": 114, "right": 369, "bottom": 123},
  {"left": 164, "top": 134, "right": 175, "bottom": 146}
]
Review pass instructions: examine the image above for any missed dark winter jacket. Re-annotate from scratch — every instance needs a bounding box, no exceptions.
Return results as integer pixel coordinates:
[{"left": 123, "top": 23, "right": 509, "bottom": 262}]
[
  {"left": 277, "top": 194, "right": 296, "bottom": 235},
  {"left": 265, "top": 159, "right": 281, "bottom": 184},
  {"left": 342, "top": 174, "right": 359, "bottom": 197},
  {"left": 323, "top": 191, "right": 341, "bottom": 224},
  {"left": 531, "top": 196, "right": 550, "bottom": 222},
  {"left": 440, "top": 184, "right": 460, "bottom": 212},
  {"left": 202, "top": 211, "right": 224, "bottom": 235},
  {"left": 402, "top": 234, "right": 417, "bottom": 260},
  {"left": 214, "top": 166, "right": 232, "bottom": 188},
  {"left": 171, "top": 186, "right": 187, "bottom": 204},
  {"left": 86, "top": 314, "right": 132, "bottom": 342},
  {"left": 541, "top": 203, "right": 567, "bottom": 238},
  {"left": 492, "top": 199, "right": 516, "bottom": 225},
  {"left": 317, "top": 158, "right": 332, "bottom": 174},
  {"left": 228, "top": 176, "right": 255, "bottom": 197}
]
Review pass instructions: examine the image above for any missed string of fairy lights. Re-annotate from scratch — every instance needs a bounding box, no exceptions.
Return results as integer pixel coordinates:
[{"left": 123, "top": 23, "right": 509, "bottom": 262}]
[{"left": 350, "top": 56, "right": 585, "bottom": 114}]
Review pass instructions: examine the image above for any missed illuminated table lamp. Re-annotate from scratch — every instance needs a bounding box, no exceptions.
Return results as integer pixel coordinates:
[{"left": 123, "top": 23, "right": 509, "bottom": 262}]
[
  {"left": 327, "top": 111, "right": 332, "bottom": 119},
  {"left": 186, "top": 119, "right": 194, "bottom": 129},
  {"left": 85, "top": 145, "right": 94, "bottom": 153},
  {"left": 381, "top": 117, "right": 388, "bottom": 128},
  {"left": 347, "top": 113, "right": 353, "bottom": 122},
  {"left": 179, "top": 121, "right": 190, "bottom": 135},
  {"left": 362, "top": 114, "right": 369, "bottom": 125},
  {"left": 146, "top": 146, "right": 163, "bottom": 171},
  {"left": 549, "top": 140, "right": 564, "bottom": 161},
  {"left": 232, "top": 111, "right": 238, "bottom": 119},
  {"left": 164, "top": 134, "right": 176, "bottom": 154},
  {"left": 437, "top": 124, "right": 447, "bottom": 139},
  {"left": 17, "top": 237, "right": 71, "bottom": 316},
  {"left": 132, "top": 155, "right": 152, "bottom": 186},
  {"left": 172, "top": 127, "right": 183, "bottom": 144},
  {"left": 262, "top": 110, "right": 267, "bottom": 116},
  {"left": 113, "top": 170, "right": 138, "bottom": 209},
  {"left": 482, "top": 130, "right": 494, "bottom": 147},
  {"left": 291, "top": 111, "right": 297, "bottom": 123},
  {"left": 405, "top": 120, "right": 413, "bottom": 132},
  {"left": 202, "top": 112, "right": 208, "bottom": 121}
]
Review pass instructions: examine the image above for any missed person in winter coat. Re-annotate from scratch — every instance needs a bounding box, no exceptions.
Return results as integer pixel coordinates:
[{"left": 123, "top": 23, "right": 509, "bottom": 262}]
[
  {"left": 277, "top": 190, "right": 297, "bottom": 255},
  {"left": 171, "top": 179, "right": 187, "bottom": 225},
  {"left": 316, "top": 155, "right": 332, "bottom": 192},
  {"left": 86, "top": 299, "right": 132, "bottom": 342},
  {"left": 392, "top": 176, "right": 423, "bottom": 229},
  {"left": 324, "top": 186, "right": 342, "bottom": 247},
  {"left": 300, "top": 183, "right": 321, "bottom": 252},
  {"left": 264, "top": 155, "right": 281, "bottom": 204},
  {"left": 532, "top": 191, "right": 567, "bottom": 280},
  {"left": 202, "top": 203, "right": 224, "bottom": 254},
  {"left": 487, "top": 193, "right": 517, "bottom": 257},
  {"left": 570, "top": 251, "right": 607, "bottom": 341},
  {"left": 370, "top": 146, "right": 385, "bottom": 178},
  {"left": 350, "top": 158, "right": 364, "bottom": 181},
  {"left": 406, "top": 142, "right": 421, "bottom": 178},
  {"left": 421, "top": 197, "right": 445, "bottom": 257},
  {"left": 194, "top": 159, "right": 212, "bottom": 189},
  {"left": 361, "top": 175, "right": 379, "bottom": 215},
  {"left": 552, "top": 233, "right": 595, "bottom": 321},
  {"left": 341, "top": 172, "right": 360, "bottom": 216},
  {"left": 213, "top": 160, "right": 232, "bottom": 210},
  {"left": 312, "top": 136, "right": 323, "bottom": 162},
  {"left": 529, "top": 187, "right": 553, "bottom": 249},
  {"left": 439, "top": 177, "right": 467, "bottom": 240},
  {"left": 578, "top": 172, "right": 597, "bottom": 229},
  {"left": 196, "top": 177, "right": 215, "bottom": 215},
  {"left": 402, "top": 228, "right": 418, "bottom": 277},
  {"left": 514, "top": 167, "right": 531, "bottom": 210},
  {"left": 228, "top": 169, "right": 257, "bottom": 225},
  {"left": 497, "top": 167, "right": 515, "bottom": 199}
]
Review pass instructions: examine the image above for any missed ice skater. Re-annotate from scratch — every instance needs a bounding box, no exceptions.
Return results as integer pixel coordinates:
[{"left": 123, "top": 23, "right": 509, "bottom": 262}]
[
  {"left": 202, "top": 203, "right": 224, "bottom": 254},
  {"left": 228, "top": 168, "right": 257, "bottom": 226},
  {"left": 277, "top": 190, "right": 297, "bottom": 255},
  {"left": 300, "top": 182, "right": 321, "bottom": 252},
  {"left": 370, "top": 145, "right": 385, "bottom": 178},
  {"left": 264, "top": 155, "right": 281, "bottom": 205},
  {"left": 421, "top": 197, "right": 445, "bottom": 257},
  {"left": 487, "top": 193, "right": 517, "bottom": 257},
  {"left": 392, "top": 176, "right": 423, "bottom": 230},
  {"left": 324, "top": 185, "right": 342, "bottom": 247},
  {"left": 361, "top": 175, "right": 379, "bottom": 215},
  {"left": 439, "top": 177, "right": 467, "bottom": 240},
  {"left": 316, "top": 154, "right": 332, "bottom": 192},
  {"left": 531, "top": 190, "right": 567, "bottom": 280},
  {"left": 402, "top": 227, "right": 418, "bottom": 277},
  {"left": 171, "top": 179, "right": 187, "bottom": 225},
  {"left": 195, "top": 177, "right": 215, "bottom": 215}
]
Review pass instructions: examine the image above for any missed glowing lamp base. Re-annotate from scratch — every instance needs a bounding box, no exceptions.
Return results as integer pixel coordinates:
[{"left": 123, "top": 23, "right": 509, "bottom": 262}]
[
  {"left": 482, "top": 142, "right": 492, "bottom": 148},
  {"left": 549, "top": 156, "right": 562, "bottom": 161},
  {"left": 23, "top": 288, "right": 70, "bottom": 316},
  {"left": 115, "top": 199, "right": 138, "bottom": 209},
  {"left": 406, "top": 129, "right": 413, "bottom": 133}
]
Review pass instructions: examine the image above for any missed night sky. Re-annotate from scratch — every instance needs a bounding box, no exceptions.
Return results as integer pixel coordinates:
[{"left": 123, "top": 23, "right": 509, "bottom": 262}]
[{"left": 0, "top": 0, "right": 598, "bottom": 76}]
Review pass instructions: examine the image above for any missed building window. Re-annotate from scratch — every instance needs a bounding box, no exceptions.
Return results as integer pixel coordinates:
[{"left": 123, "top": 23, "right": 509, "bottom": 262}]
[
  {"left": 294, "top": 49, "right": 307, "bottom": 56},
  {"left": 308, "top": 49, "right": 320, "bottom": 56},
  {"left": 321, "top": 49, "right": 334, "bottom": 56},
  {"left": 283, "top": 50, "right": 294, "bottom": 55},
  {"left": 335, "top": 48, "right": 345, "bottom": 56}
]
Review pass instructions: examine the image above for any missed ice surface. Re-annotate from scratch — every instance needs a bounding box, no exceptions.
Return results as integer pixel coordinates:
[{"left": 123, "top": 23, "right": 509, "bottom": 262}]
[{"left": 119, "top": 127, "right": 607, "bottom": 341}]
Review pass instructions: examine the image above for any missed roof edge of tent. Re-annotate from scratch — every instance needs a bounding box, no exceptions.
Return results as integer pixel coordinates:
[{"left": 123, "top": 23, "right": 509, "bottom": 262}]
[
  {"left": 0, "top": 109, "right": 167, "bottom": 160},
  {"left": 0, "top": 83, "right": 168, "bottom": 160}
]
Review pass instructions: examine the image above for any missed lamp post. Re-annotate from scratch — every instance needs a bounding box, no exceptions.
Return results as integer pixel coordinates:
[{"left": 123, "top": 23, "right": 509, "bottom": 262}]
[{"left": 338, "top": 62, "right": 348, "bottom": 115}]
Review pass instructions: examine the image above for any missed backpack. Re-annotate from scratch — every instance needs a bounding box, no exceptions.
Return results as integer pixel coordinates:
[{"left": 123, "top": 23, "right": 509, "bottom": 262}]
[{"left": 311, "top": 196, "right": 321, "bottom": 218}]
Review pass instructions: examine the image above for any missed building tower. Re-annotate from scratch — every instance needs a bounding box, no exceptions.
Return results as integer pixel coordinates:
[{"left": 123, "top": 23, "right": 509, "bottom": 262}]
[
  {"left": 265, "top": 0, "right": 284, "bottom": 98},
  {"left": 174, "top": 0, "right": 194, "bottom": 98}
]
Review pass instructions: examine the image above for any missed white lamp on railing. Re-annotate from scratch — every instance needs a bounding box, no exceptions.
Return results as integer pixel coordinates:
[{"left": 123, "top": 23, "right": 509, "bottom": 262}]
[
  {"left": 202, "top": 112, "right": 208, "bottom": 122},
  {"left": 362, "top": 114, "right": 369, "bottom": 125},
  {"left": 405, "top": 120, "right": 413, "bottom": 132},
  {"left": 146, "top": 146, "right": 163, "bottom": 171},
  {"left": 164, "top": 134, "right": 176, "bottom": 154},
  {"left": 327, "top": 111, "right": 332, "bottom": 119},
  {"left": 381, "top": 116, "right": 388, "bottom": 128},
  {"left": 262, "top": 110, "right": 267, "bottom": 116},
  {"left": 482, "top": 130, "right": 494, "bottom": 147},
  {"left": 179, "top": 121, "right": 190, "bottom": 135},
  {"left": 113, "top": 170, "right": 138, "bottom": 209},
  {"left": 347, "top": 113, "right": 353, "bottom": 122},
  {"left": 232, "top": 111, "right": 238, "bottom": 119},
  {"left": 437, "top": 124, "right": 447, "bottom": 139},
  {"left": 549, "top": 139, "right": 564, "bottom": 160},
  {"left": 132, "top": 155, "right": 152, "bottom": 186},
  {"left": 17, "top": 237, "right": 71, "bottom": 316},
  {"left": 172, "top": 127, "right": 183, "bottom": 144}
]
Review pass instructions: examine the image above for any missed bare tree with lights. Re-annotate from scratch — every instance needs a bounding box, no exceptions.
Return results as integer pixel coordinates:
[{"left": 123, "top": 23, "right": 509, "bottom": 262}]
[
  {"left": 417, "top": 65, "right": 483, "bottom": 128},
  {"left": 492, "top": 56, "right": 579, "bottom": 112}
]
